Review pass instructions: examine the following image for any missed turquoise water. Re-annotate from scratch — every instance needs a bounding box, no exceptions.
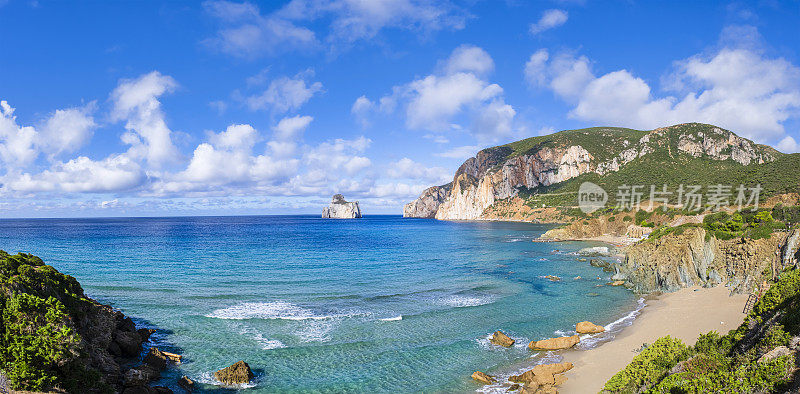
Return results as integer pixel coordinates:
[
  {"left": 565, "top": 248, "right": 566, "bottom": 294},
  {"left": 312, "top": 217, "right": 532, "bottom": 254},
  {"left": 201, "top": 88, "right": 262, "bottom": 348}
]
[{"left": 0, "top": 215, "right": 638, "bottom": 393}]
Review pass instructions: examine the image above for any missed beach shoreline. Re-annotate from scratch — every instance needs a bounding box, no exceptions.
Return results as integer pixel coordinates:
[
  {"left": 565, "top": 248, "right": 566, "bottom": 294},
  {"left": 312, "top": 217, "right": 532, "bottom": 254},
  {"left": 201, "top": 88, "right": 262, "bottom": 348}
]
[{"left": 558, "top": 285, "right": 749, "bottom": 393}]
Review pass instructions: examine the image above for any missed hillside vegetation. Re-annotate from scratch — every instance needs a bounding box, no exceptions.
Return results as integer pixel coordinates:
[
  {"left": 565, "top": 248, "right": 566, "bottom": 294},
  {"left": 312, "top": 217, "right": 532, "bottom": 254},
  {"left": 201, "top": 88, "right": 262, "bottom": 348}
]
[{"left": 603, "top": 267, "right": 800, "bottom": 393}]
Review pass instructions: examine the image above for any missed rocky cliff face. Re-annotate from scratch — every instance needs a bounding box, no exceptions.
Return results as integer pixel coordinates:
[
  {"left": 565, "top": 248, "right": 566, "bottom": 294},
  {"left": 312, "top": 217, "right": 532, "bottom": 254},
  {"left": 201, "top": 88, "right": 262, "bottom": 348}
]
[
  {"left": 405, "top": 123, "right": 779, "bottom": 220},
  {"left": 610, "top": 228, "right": 799, "bottom": 294},
  {"left": 322, "top": 194, "right": 362, "bottom": 218}
]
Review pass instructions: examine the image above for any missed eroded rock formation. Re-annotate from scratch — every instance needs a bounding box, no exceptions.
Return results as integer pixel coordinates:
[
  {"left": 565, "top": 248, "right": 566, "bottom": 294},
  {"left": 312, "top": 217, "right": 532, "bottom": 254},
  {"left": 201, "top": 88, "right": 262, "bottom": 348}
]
[{"left": 322, "top": 194, "right": 362, "bottom": 218}]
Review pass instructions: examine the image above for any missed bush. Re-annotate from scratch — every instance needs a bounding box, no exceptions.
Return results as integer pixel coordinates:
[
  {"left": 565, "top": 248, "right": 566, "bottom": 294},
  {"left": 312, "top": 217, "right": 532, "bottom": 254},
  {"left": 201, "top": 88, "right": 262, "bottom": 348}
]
[{"left": 603, "top": 336, "right": 690, "bottom": 393}]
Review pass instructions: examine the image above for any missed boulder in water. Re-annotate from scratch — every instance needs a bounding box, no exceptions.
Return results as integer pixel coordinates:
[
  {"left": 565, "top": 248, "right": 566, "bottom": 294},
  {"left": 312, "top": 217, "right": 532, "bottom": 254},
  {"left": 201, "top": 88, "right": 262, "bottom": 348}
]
[
  {"left": 471, "top": 371, "right": 496, "bottom": 384},
  {"left": 576, "top": 321, "right": 605, "bottom": 334},
  {"left": 178, "top": 376, "right": 195, "bottom": 391},
  {"left": 490, "top": 331, "right": 515, "bottom": 347},
  {"left": 215, "top": 361, "right": 254, "bottom": 385},
  {"left": 528, "top": 335, "right": 580, "bottom": 351}
]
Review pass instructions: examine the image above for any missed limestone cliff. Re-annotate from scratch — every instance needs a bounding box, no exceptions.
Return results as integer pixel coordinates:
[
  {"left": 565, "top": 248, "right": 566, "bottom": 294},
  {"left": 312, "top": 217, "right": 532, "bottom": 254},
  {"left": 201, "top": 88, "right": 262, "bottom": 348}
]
[
  {"left": 405, "top": 123, "right": 780, "bottom": 220},
  {"left": 322, "top": 194, "right": 362, "bottom": 218}
]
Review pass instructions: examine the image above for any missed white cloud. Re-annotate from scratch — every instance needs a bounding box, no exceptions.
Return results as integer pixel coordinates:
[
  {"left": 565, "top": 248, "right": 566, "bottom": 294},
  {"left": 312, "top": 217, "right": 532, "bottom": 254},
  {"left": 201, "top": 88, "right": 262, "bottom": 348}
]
[
  {"left": 777, "top": 136, "right": 800, "bottom": 153},
  {"left": 38, "top": 104, "right": 97, "bottom": 159},
  {"left": 529, "top": 9, "right": 568, "bottom": 34},
  {"left": 204, "top": 0, "right": 466, "bottom": 57},
  {"left": 529, "top": 28, "right": 800, "bottom": 145},
  {"left": 404, "top": 72, "right": 503, "bottom": 130},
  {"left": 435, "top": 145, "right": 480, "bottom": 159},
  {"left": 7, "top": 154, "right": 145, "bottom": 193},
  {"left": 209, "top": 123, "right": 258, "bottom": 150},
  {"left": 246, "top": 71, "right": 323, "bottom": 112},
  {"left": 202, "top": 0, "right": 316, "bottom": 58},
  {"left": 0, "top": 100, "right": 40, "bottom": 167},
  {"left": 387, "top": 157, "right": 450, "bottom": 183},
  {"left": 351, "top": 95, "right": 374, "bottom": 128},
  {"left": 443, "top": 44, "right": 494, "bottom": 76},
  {"left": 273, "top": 115, "right": 313, "bottom": 140},
  {"left": 110, "top": 71, "right": 180, "bottom": 167}
]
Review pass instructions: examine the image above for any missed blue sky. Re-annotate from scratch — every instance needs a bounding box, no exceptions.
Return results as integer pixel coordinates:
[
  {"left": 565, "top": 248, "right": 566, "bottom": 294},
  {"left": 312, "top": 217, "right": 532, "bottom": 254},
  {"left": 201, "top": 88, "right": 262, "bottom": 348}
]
[{"left": 1, "top": 0, "right": 799, "bottom": 217}]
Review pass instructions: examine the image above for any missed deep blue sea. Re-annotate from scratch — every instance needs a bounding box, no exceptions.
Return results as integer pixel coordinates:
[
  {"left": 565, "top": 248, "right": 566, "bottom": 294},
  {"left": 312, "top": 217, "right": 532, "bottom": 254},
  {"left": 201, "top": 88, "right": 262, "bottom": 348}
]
[{"left": 0, "top": 215, "right": 639, "bottom": 393}]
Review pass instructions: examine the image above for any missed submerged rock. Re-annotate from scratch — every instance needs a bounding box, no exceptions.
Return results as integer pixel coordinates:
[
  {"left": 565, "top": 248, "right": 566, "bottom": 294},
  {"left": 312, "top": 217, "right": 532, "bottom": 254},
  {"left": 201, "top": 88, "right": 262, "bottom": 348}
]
[
  {"left": 178, "top": 376, "right": 195, "bottom": 391},
  {"left": 577, "top": 246, "right": 610, "bottom": 256},
  {"left": 322, "top": 194, "right": 362, "bottom": 218},
  {"left": 528, "top": 335, "right": 580, "bottom": 351},
  {"left": 215, "top": 361, "right": 254, "bottom": 385},
  {"left": 575, "top": 321, "right": 605, "bottom": 334},
  {"left": 490, "top": 331, "right": 516, "bottom": 347},
  {"left": 471, "top": 371, "right": 496, "bottom": 384}
]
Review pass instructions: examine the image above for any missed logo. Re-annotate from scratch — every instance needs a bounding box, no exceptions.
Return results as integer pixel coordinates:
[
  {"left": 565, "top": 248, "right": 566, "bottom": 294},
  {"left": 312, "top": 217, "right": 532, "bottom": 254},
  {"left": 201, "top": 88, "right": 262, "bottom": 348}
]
[{"left": 578, "top": 182, "right": 607, "bottom": 213}]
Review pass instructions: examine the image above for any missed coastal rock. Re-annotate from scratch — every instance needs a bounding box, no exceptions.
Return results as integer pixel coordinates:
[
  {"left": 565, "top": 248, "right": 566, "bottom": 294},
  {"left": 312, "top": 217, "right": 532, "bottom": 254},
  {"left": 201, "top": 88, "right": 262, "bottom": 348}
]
[
  {"left": 215, "top": 361, "right": 254, "bottom": 385},
  {"left": 608, "top": 280, "right": 625, "bottom": 286},
  {"left": 471, "top": 371, "right": 496, "bottom": 384},
  {"left": 321, "top": 194, "right": 362, "bottom": 219},
  {"left": 162, "top": 351, "right": 182, "bottom": 364},
  {"left": 758, "top": 346, "right": 792, "bottom": 363},
  {"left": 123, "top": 365, "right": 161, "bottom": 387},
  {"left": 115, "top": 330, "right": 145, "bottom": 357},
  {"left": 403, "top": 184, "right": 451, "bottom": 218},
  {"left": 528, "top": 336, "right": 580, "bottom": 351},
  {"left": 178, "top": 376, "right": 195, "bottom": 391},
  {"left": 544, "top": 275, "right": 561, "bottom": 282},
  {"left": 490, "top": 331, "right": 515, "bottom": 347},
  {"left": 510, "top": 362, "right": 573, "bottom": 384},
  {"left": 575, "top": 321, "right": 605, "bottom": 334},
  {"left": 143, "top": 348, "right": 168, "bottom": 370}
]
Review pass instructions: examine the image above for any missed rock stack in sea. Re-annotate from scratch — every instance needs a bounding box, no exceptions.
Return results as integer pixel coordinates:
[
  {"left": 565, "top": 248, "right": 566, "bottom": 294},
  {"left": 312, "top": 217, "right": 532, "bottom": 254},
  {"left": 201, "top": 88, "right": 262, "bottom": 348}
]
[{"left": 322, "top": 194, "right": 362, "bottom": 218}]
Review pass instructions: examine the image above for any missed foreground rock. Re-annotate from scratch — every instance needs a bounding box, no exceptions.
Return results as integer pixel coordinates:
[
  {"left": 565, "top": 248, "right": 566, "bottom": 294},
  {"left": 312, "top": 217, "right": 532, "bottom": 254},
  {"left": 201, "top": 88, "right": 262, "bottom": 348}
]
[
  {"left": 528, "top": 335, "right": 580, "bottom": 351},
  {"left": 215, "top": 361, "right": 255, "bottom": 385},
  {"left": 575, "top": 321, "right": 605, "bottom": 334},
  {"left": 510, "top": 362, "right": 573, "bottom": 385},
  {"left": 322, "top": 194, "right": 362, "bottom": 218},
  {"left": 178, "top": 376, "right": 195, "bottom": 391},
  {"left": 471, "top": 371, "right": 496, "bottom": 384},
  {"left": 490, "top": 330, "right": 515, "bottom": 347},
  {"left": 0, "top": 251, "right": 171, "bottom": 393}
]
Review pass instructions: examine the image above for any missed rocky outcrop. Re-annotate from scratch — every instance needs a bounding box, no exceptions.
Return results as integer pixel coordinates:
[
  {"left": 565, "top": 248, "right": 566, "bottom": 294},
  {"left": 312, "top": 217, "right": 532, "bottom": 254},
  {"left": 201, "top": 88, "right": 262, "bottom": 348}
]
[
  {"left": 215, "top": 361, "right": 254, "bottom": 385},
  {"left": 471, "top": 371, "right": 496, "bottom": 384},
  {"left": 610, "top": 227, "right": 791, "bottom": 293},
  {"left": 0, "top": 251, "right": 173, "bottom": 393},
  {"left": 528, "top": 335, "right": 580, "bottom": 351},
  {"left": 575, "top": 321, "right": 605, "bottom": 334},
  {"left": 490, "top": 331, "right": 515, "bottom": 347},
  {"left": 402, "top": 184, "right": 451, "bottom": 218},
  {"left": 322, "top": 194, "right": 362, "bottom": 218},
  {"left": 405, "top": 123, "right": 779, "bottom": 220}
]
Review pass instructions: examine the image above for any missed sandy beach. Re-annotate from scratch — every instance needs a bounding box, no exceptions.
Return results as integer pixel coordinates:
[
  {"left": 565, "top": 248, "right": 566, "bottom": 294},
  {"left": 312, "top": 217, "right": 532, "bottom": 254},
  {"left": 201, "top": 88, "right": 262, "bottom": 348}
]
[{"left": 559, "top": 285, "right": 749, "bottom": 393}]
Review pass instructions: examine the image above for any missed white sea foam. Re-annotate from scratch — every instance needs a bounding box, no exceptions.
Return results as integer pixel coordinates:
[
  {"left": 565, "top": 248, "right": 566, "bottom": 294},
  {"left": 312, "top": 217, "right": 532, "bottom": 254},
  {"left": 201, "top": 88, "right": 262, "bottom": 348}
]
[
  {"left": 252, "top": 333, "right": 286, "bottom": 350},
  {"left": 438, "top": 295, "right": 495, "bottom": 308},
  {"left": 206, "top": 301, "right": 349, "bottom": 321},
  {"left": 476, "top": 351, "right": 563, "bottom": 393},
  {"left": 379, "top": 315, "right": 403, "bottom": 321},
  {"left": 197, "top": 371, "right": 258, "bottom": 389},
  {"left": 475, "top": 332, "right": 529, "bottom": 351},
  {"left": 577, "top": 298, "right": 647, "bottom": 350},
  {"left": 297, "top": 320, "right": 334, "bottom": 343}
]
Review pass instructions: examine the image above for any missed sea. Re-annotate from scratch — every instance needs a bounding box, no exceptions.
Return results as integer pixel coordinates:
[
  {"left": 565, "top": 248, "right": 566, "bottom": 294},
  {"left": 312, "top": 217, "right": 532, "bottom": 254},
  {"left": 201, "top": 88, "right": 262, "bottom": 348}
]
[{"left": 0, "top": 215, "right": 642, "bottom": 393}]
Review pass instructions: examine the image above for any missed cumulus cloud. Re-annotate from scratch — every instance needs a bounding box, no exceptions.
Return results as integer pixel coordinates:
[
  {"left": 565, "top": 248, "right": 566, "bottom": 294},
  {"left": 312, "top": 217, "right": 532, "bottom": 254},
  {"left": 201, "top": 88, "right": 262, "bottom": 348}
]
[
  {"left": 246, "top": 71, "right": 323, "bottom": 112},
  {"left": 527, "top": 27, "right": 800, "bottom": 145},
  {"left": 110, "top": 71, "right": 180, "bottom": 167},
  {"left": 387, "top": 157, "right": 450, "bottom": 183},
  {"left": 0, "top": 100, "right": 40, "bottom": 167},
  {"left": 351, "top": 95, "right": 374, "bottom": 128},
  {"left": 777, "top": 136, "right": 800, "bottom": 153},
  {"left": 204, "top": 0, "right": 467, "bottom": 57},
  {"left": 8, "top": 154, "right": 145, "bottom": 193},
  {"left": 370, "top": 45, "right": 516, "bottom": 140},
  {"left": 529, "top": 9, "right": 568, "bottom": 34}
]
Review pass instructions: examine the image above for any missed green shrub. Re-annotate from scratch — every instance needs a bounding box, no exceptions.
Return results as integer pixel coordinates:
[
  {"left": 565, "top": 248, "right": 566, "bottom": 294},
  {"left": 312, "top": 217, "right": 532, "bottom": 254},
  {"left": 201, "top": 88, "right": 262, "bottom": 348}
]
[{"left": 603, "top": 336, "right": 690, "bottom": 393}]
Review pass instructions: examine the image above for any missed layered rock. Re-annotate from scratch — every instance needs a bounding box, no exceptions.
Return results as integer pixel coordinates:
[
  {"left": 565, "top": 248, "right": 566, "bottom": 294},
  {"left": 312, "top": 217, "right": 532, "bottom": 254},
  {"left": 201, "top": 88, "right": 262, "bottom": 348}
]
[
  {"left": 322, "top": 194, "right": 362, "bottom": 219},
  {"left": 610, "top": 227, "right": 794, "bottom": 293},
  {"left": 402, "top": 184, "right": 451, "bottom": 218},
  {"left": 489, "top": 330, "right": 515, "bottom": 347},
  {"left": 528, "top": 335, "right": 580, "bottom": 350},
  {"left": 575, "top": 321, "right": 605, "bottom": 334}
]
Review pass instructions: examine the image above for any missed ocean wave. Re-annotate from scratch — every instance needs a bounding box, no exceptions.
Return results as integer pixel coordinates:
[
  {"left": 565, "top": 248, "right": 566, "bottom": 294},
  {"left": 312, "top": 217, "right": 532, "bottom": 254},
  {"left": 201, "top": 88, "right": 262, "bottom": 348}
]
[
  {"left": 252, "top": 333, "right": 286, "bottom": 350},
  {"left": 475, "top": 332, "right": 530, "bottom": 351},
  {"left": 577, "top": 298, "right": 647, "bottom": 350},
  {"left": 197, "top": 371, "right": 258, "bottom": 389},
  {"left": 378, "top": 315, "right": 403, "bottom": 321},
  {"left": 297, "top": 320, "right": 334, "bottom": 343},
  {"left": 476, "top": 351, "right": 563, "bottom": 393},
  {"left": 206, "top": 301, "right": 359, "bottom": 321},
  {"left": 437, "top": 294, "right": 495, "bottom": 308}
]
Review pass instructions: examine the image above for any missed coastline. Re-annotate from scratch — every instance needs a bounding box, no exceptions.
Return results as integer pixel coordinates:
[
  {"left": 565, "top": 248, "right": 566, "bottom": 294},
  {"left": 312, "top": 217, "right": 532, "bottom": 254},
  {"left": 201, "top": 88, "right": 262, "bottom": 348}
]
[{"left": 558, "top": 285, "right": 748, "bottom": 393}]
